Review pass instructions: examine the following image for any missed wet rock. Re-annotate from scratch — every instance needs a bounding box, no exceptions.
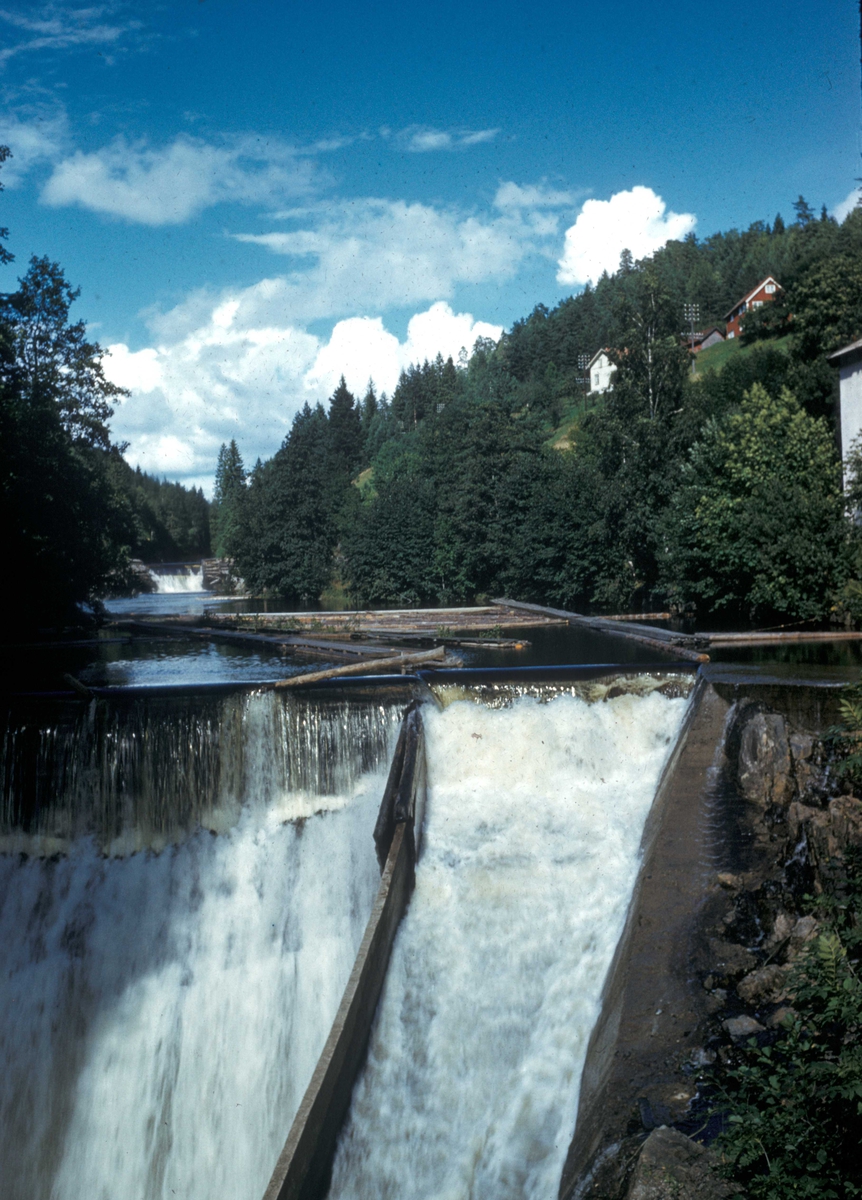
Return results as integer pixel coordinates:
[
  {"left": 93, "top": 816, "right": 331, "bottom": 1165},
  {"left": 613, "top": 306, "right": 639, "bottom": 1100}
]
[
  {"left": 737, "top": 964, "right": 789, "bottom": 1005},
  {"left": 790, "top": 733, "right": 821, "bottom": 797},
  {"left": 689, "top": 1046, "right": 717, "bottom": 1067},
  {"left": 789, "top": 797, "right": 862, "bottom": 863},
  {"left": 787, "top": 800, "right": 825, "bottom": 844},
  {"left": 705, "top": 991, "right": 727, "bottom": 1015},
  {"left": 717, "top": 872, "right": 743, "bottom": 890},
  {"left": 707, "top": 938, "right": 757, "bottom": 983},
  {"left": 766, "top": 1005, "right": 797, "bottom": 1028},
  {"left": 764, "top": 910, "right": 794, "bottom": 952},
  {"left": 827, "top": 795, "right": 862, "bottom": 850},
  {"left": 723, "top": 1015, "right": 765, "bottom": 1041},
  {"left": 788, "top": 915, "right": 819, "bottom": 955},
  {"left": 738, "top": 711, "right": 794, "bottom": 806},
  {"left": 625, "top": 1126, "right": 733, "bottom": 1200}
]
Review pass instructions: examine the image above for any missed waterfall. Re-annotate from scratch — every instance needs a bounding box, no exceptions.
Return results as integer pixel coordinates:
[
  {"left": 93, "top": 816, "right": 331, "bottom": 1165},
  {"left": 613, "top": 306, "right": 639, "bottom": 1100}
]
[
  {"left": 0, "top": 691, "right": 403, "bottom": 1200},
  {"left": 150, "top": 567, "right": 206, "bottom": 593},
  {"left": 328, "top": 687, "right": 690, "bottom": 1200}
]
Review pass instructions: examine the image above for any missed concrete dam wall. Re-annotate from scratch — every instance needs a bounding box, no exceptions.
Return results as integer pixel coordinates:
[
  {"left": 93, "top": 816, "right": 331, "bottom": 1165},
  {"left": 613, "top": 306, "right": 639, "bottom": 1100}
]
[{"left": 3, "top": 666, "right": 836, "bottom": 1199}]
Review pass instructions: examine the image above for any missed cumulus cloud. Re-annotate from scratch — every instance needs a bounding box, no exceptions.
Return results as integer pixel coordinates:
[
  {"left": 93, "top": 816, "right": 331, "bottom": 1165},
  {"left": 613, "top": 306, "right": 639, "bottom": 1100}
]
[
  {"left": 557, "top": 186, "right": 696, "bottom": 286},
  {"left": 41, "top": 133, "right": 317, "bottom": 224},
  {"left": 104, "top": 298, "right": 501, "bottom": 490},
  {"left": 834, "top": 187, "right": 862, "bottom": 223},
  {"left": 305, "top": 302, "right": 502, "bottom": 397},
  {"left": 0, "top": 3, "right": 142, "bottom": 67},
  {"left": 401, "top": 125, "right": 499, "bottom": 152}
]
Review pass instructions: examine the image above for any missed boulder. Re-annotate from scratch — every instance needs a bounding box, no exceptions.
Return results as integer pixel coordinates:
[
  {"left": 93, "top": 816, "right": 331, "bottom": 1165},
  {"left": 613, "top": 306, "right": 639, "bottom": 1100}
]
[
  {"left": 788, "top": 915, "right": 819, "bottom": 955},
  {"left": 764, "top": 910, "right": 795, "bottom": 952},
  {"left": 789, "top": 798, "right": 862, "bottom": 862},
  {"left": 738, "top": 711, "right": 794, "bottom": 806},
  {"left": 723, "top": 1015, "right": 765, "bottom": 1041},
  {"left": 707, "top": 938, "right": 757, "bottom": 984},
  {"left": 766, "top": 1005, "right": 797, "bottom": 1028},
  {"left": 790, "top": 733, "right": 822, "bottom": 797},
  {"left": 625, "top": 1127, "right": 733, "bottom": 1200},
  {"left": 827, "top": 795, "right": 862, "bottom": 850},
  {"left": 737, "top": 964, "right": 789, "bottom": 1005}
]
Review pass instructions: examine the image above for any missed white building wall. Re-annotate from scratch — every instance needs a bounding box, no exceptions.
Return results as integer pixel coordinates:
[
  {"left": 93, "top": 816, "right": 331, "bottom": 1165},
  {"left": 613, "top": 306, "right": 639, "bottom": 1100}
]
[
  {"left": 589, "top": 352, "right": 616, "bottom": 394},
  {"left": 840, "top": 361, "right": 862, "bottom": 487}
]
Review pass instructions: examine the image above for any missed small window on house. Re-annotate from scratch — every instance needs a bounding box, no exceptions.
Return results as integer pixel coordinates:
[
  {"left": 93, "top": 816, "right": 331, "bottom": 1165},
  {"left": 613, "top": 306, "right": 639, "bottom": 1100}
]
[
  {"left": 593, "top": 373, "right": 600, "bottom": 387},
  {"left": 753, "top": 300, "right": 763, "bottom": 308},
  {"left": 765, "top": 283, "right": 776, "bottom": 294}
]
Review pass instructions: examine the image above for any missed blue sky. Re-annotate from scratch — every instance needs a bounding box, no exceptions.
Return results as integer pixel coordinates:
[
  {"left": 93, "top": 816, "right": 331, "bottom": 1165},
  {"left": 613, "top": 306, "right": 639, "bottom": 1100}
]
[{"left": 0, "top": 0, "right": 858, "bottom": 490}]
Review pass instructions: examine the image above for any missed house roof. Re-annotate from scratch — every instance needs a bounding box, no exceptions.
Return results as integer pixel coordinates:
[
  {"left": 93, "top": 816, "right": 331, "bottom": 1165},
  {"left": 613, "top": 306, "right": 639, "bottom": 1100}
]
[
  {"left": 828, "top": 336, "right": 862, "bottom": 365},
  {"left": 588, "top": 348, "right": 614, "bottom": 369},
  {"left": 723, "top": 276, "right": 783, "bottom": 321}
]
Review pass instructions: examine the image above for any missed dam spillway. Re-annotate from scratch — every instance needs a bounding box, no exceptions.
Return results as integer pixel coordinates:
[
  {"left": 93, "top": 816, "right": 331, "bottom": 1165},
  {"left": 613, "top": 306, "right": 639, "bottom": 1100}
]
[
  {"left": 325, "top": 685, "right": 690, "bottom": 1200},
  {"left": 0, "top": 691, "right": 402, "bottom": 1200},
  {"left": 0, "top": 673, "right": 695, "bottom": 1199}
]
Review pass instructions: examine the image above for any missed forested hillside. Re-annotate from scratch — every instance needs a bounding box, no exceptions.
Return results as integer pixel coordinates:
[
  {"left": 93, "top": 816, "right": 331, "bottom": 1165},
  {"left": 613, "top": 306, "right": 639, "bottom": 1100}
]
[{"left": 220, "top": 198, "right": 862, "bottom": 623}]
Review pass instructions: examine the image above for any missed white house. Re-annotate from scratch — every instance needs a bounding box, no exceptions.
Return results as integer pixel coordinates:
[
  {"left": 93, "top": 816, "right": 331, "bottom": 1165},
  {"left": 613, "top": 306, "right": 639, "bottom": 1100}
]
[
  {"left": 829, "top": 336, "right": 862, "bottom": 489},
  {"left": 588, "top": 349, "right": 616, "bottom": 395}
]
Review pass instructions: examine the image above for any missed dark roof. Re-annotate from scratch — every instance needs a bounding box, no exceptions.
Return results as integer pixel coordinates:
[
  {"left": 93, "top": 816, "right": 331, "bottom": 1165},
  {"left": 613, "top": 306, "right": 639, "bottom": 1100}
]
[{"left": 828, "top": 336, "right": 862, "bottom": 365}]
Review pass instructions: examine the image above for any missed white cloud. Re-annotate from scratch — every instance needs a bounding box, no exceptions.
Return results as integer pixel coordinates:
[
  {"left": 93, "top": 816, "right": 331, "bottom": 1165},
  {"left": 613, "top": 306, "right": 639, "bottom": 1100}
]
[
  {"left": 104, "top": 298, "right": 501, "bottom": 491},
  {"left": 834, "top": 187, "right": 862, "bottom": 223},
  {"left": 104, "top": 343, "right": 163, "bottom": 392},
  {"left": 0, "top": 4, "right": 142, "bottom": 67},
  {"left": 493, "top": 181, "right": 577, "bottom": 211},
  {"left": 230, "top": 193, "right": 553, "bottom": 321},
  {"left": 402, "top": 126, "right": 499, "bottom": 152},
  {"left": 0, "top": 108, "right": 68, "bottom": 183},
  {"left": 557, "top": 186, "right": 696, "bottom": 286},
  {"left": 305, "top": 302, "right": 502, "bottom": 397},
  {"left": 41, "top": 133, "right": 317, "bottom": 224}
]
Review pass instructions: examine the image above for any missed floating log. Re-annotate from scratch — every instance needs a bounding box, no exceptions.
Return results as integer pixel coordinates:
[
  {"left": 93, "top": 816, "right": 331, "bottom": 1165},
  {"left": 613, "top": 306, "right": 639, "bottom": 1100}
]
[
  {"left": 602, "top": 612, "right": 672, "bottom": 622},
  {"left": 113, "top": 619, "right": 400, "bottom": 662},
  {"left": 491, "top": 599, "right": 709, "bottom": 663},
  {"left": 62, "top": 673, "right": 94, "bottom": 699},
  {"left": 705, "top": 631, "right": 862, "bottom": 647},
  {"left": 274, "top": 646, "right": 448, "bottom": 689}
]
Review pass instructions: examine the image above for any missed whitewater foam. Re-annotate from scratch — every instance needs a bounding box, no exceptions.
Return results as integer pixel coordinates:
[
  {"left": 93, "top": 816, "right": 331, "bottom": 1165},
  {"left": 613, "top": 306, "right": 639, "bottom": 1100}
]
[
  {"left": 0, "top": 694, "right": 401, "bottom": 1200},
  {"left": 328, "top": 688, "right": 689, "bottom": 1200},
  {"left": 150, "top": 568, "right": 206, "bottom": 594}
]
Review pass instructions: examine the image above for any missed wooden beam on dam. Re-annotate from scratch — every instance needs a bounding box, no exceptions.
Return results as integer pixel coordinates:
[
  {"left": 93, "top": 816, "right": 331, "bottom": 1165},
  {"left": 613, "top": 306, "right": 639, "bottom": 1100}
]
[
  {"left": 262, "top": 704, "right": 426, "bottom": 1200},
  {"left": 492, "top": 598, "right": 711, "bottom": 662}
]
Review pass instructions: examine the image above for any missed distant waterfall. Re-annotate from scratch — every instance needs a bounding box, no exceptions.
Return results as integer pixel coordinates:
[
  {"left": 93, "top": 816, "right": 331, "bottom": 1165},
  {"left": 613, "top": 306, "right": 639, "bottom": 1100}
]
[
  {"left": 0, "top": 691, "right": 403, "bottom": 1200},
  {"left": 328, "top": 687, "right": 690, "bottom": 1200},
  {"left": 150, "top": 567, "right": 206, "bottom": 593}
]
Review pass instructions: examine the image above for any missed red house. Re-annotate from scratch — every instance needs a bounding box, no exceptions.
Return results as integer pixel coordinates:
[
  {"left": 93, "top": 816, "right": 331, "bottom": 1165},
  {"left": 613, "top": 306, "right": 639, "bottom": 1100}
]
[{"left": 724, "top": 276, "right": 782, "bottom": 339}]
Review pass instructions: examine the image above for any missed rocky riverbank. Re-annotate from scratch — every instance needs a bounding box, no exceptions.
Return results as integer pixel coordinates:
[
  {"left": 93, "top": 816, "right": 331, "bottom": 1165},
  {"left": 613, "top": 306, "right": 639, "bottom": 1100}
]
[{"left": 611, "top": 694, "right": 862, "bottom": 1199}]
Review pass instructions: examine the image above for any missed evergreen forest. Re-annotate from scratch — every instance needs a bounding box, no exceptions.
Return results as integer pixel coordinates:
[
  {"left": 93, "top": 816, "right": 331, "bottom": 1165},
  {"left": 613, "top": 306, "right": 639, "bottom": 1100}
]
[{"left": 216, "top": 196, "right": 862, "bottom": 624}]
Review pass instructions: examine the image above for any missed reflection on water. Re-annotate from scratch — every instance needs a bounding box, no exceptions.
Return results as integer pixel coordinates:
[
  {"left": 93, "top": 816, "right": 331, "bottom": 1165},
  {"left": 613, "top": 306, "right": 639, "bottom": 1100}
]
[
  {"left": 103, "top": 592, "right": 233, "bottom": 618},
  {"left": 78, "top": 638, "right": 309, "bottom": 689}
]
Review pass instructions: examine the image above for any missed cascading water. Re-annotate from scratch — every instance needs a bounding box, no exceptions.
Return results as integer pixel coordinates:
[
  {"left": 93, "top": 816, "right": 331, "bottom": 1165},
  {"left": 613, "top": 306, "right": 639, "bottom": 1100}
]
[
  {"left": 328, "top": 685, "right": 691, "bottom": 1200},
  {"left": 0, "top": 690, "right": 403, "bottom": 1200},
  {"left": 150, "top": 567, "right": 206, "bottom": 593}
]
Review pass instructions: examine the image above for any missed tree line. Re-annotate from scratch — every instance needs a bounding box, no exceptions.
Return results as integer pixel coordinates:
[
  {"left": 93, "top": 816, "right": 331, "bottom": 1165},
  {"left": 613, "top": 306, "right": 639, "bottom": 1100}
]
[
  {"left": 216, "top": 198, "right": 862, "bottom": 623},
  {"left": 0, "top": 145, "right": 210, "bottom": 628}
]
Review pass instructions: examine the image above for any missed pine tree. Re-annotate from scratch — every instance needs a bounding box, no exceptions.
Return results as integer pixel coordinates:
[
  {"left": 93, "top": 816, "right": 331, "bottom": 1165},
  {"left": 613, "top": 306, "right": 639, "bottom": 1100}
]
[{"left": 211, "top": 440, "right": 246, "bottom": 558}]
